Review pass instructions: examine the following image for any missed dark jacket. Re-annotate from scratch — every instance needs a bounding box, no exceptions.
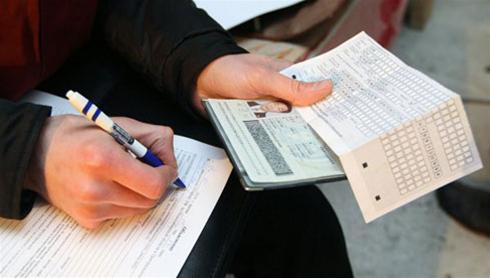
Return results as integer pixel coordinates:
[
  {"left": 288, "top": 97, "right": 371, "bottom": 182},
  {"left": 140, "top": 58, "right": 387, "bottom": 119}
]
[{"left": 0, "top": 0, "right": 246, "bottom": 219}]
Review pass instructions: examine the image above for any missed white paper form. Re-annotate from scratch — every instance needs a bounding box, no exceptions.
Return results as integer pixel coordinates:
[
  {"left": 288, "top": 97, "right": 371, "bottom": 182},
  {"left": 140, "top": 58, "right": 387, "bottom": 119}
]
[
  {"left": 21, "top": 90, "right": 79, "bottom": 116},
  {"left": 282, "top": 32, "right": 482, "bottom": 222},
  {"left": 2, "top": 92, "right": 232, "bottom": 277},
  {"left": 194, "top": 0, "right": 304, "bottom": 30}
]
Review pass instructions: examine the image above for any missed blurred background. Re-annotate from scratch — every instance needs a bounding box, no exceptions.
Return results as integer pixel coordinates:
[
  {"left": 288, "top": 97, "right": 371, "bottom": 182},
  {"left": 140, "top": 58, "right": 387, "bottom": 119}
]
[{"left": 212, "top": 0, "right": 489, "bottom": 276}]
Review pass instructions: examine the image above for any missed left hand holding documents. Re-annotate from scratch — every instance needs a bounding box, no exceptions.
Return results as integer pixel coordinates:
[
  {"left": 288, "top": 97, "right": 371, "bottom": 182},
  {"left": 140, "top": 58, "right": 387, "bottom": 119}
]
[{"left": 194, "top": 53, "right": 334, "bottom": 114}]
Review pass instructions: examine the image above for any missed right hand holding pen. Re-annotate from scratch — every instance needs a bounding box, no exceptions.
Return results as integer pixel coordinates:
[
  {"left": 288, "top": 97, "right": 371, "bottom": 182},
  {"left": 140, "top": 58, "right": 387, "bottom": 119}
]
[{"left": 24, "top": 115, "right": 178, "bottom": 229}]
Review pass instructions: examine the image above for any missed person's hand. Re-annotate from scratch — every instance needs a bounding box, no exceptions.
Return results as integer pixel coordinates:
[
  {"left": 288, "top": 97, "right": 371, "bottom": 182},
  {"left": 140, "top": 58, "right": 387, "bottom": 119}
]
[
  {"left": 24, "top": 115, "right": 177, "bottom": 229},
  {"left": 195, "top": 53, "right": 333, "bottom": 113}
]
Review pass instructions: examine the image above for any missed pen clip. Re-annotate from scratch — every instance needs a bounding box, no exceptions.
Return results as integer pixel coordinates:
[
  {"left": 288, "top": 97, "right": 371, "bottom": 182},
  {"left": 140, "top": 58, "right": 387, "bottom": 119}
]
[{"left": 112, "top": 123, "right": 134, "bottom": 147}]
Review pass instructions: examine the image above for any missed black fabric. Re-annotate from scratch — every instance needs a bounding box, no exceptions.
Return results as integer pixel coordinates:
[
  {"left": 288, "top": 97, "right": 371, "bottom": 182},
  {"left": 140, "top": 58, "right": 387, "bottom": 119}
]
[
  {"left": 437, "top": 182, "right": 490, "bottom": 235},
  {"left": 0, "top": 100, "right": 51, "bottom": 219},
  {"left": 1, "top": 0, "right": 246, "bottom": 220},
  {"left": 230, "top": 186, "right": 353, "bottom": 278},
  {"left": 97, "top": 0, "right": 247, "bottom": 117},
  {"left": 38, "top": 42, "right": 352, "bottom": 278}
]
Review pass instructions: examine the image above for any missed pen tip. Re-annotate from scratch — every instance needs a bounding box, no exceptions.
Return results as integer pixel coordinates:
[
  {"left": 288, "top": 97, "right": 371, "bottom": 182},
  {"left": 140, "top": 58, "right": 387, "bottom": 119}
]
[{"left": 174, "top": 178, "right": 186, "bottom": 188}]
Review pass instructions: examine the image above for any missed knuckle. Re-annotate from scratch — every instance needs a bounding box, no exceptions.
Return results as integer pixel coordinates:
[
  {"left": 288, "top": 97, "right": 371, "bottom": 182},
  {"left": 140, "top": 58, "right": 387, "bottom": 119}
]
[
  {"left": 288, "top": 80, "right": 301, "bottom": 103},
  {"left": 78, "top": 184, "right": 103, "bottom": 202},
  {"left": 161, "top": 126, "right": 174, "bottom": 139},
  {"left": 248, "top": 67, "right": 267, "bottom": 84},
  {"left": 143, "top": 195, "right": 161, "bottom": 208},
  {"left": 76, "top": 205, "right": 101, "bottom": 222},
  {"left": 148, "top": 183, "right": 166, "bottom": 200},
  {"left": 79, "top": 219, "right": 100, "bottom": 230},
  {"left": 139, "top": 199, "right": 158, "bottom": 209},
  {"left": 148, "top": 199, "right": 159, "bottom": 208},
  {"left": 289, "top": 80, "right": 302, "bottom": 95},
  {"left": 147, "top": 174, "right": 168, "bottom": 200},
  {"left": 135, "top": 208, "right": 150, "bottom": 217},
  {"left": 82, "top": 145, "right": 112, "bottom": 169},
  {"left": 61, "top": 115, "right": 79, "bottom": 127}
]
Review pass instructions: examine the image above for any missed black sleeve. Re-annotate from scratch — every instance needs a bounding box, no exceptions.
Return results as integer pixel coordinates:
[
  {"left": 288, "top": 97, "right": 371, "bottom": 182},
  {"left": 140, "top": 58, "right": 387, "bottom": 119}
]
[
  {"left": 0, "top": 100, "right": 51, "bottom": 219},
  {"left": 97, "top": 0, "right": 247, "bottom": 116}
]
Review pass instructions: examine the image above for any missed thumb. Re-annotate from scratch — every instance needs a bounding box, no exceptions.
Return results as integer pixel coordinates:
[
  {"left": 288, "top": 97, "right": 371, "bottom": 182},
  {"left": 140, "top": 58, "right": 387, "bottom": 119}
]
[{"left": 257, "top": 72, "right": 333, "bottom": 106}]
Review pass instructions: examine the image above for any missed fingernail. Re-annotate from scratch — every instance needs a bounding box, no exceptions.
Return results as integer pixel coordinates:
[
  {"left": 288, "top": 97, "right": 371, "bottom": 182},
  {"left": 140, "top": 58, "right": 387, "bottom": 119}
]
[
  {"left": 321, "top": 79, "right": 333, "bottom": 87},
  {"left": 310, "top": 79, "right": 332, "bottom": 90}
]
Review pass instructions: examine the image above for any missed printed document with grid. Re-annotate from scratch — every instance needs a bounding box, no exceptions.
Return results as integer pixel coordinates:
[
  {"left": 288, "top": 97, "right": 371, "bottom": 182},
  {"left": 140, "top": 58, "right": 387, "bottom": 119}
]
[{"left": 282, "top": 32, "right": 482, "bottom": 222}]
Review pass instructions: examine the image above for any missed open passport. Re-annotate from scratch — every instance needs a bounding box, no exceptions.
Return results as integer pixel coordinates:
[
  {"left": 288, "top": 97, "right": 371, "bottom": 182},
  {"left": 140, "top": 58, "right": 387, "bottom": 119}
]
[{"left": 204, "top": 32, "right": 482, "bottom": 222}]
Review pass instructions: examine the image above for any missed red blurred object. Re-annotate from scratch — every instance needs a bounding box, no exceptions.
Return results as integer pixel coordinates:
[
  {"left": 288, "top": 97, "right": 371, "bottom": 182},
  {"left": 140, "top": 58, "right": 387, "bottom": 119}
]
[{"left": 0, "top": 0, "right": 98, "bottom": 100}]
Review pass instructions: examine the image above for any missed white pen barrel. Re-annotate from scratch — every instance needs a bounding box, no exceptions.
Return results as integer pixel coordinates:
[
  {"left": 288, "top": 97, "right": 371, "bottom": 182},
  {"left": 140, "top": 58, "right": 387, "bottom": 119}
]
[
  {"left": 93, "top": 113, "right": 113, "bottom": 133},
  {"left": 130, "top": 140, "right": 147, "bottom": 158},
  {"left": 66, "top": 90, "right": 114, "bottom": 133}
]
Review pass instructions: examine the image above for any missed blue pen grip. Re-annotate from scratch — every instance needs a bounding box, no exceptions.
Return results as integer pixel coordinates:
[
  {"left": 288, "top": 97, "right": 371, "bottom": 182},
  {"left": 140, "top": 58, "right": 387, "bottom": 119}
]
[
  {"left": 140, "top": 150, "right": 164, "bottom": 167},
  {"left": 140, "top": 149, "right": 186, "bottom": 188}
]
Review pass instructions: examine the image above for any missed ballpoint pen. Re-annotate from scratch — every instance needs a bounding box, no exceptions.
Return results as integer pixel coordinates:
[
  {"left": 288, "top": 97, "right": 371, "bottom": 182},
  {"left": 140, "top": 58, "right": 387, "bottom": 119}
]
[{"left": 66, "top": 90, "right": 186, "bottom": 188}]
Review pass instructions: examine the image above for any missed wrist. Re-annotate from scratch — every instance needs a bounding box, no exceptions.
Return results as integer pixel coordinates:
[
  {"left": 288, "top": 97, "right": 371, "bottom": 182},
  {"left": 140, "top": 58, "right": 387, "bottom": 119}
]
[{"left": 23, "top": 117, "right": 55, "bottom": 199}]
